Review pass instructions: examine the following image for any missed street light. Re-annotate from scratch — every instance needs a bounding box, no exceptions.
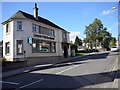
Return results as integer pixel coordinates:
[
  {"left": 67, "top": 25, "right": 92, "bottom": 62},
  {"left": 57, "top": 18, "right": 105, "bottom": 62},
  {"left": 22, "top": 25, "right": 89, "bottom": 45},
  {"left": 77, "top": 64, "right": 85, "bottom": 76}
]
[
  {"left": 111, "top": 0, "right": 120, "bottom": 11},
  {"left": 111, "top": 6, "right": 117, "bottom": 10}
]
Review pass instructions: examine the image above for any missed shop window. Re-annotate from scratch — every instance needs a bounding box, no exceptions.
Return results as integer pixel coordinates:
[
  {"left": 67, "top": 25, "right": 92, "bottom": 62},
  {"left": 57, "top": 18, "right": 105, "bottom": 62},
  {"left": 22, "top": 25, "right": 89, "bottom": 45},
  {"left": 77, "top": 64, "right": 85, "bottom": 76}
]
[
  {"left": 51, "top": 42, "right": 56, "bottom": 52},
  {"left": 39, "top": 42, "right": 50, "bottom": 52},
  {"left": 32, "top": 40, "right": 39, "bottom": 52},
  {"left": 32, "top": 39, "right": 56, "bottom": 53}
]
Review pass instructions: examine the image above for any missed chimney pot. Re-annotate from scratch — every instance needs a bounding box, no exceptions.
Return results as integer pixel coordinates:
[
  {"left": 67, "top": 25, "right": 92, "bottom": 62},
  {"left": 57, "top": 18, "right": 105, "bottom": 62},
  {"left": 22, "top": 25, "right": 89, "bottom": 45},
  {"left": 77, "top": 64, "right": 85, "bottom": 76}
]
[{"left": 33, "top": 3, "right": 38, "bottom": 19}]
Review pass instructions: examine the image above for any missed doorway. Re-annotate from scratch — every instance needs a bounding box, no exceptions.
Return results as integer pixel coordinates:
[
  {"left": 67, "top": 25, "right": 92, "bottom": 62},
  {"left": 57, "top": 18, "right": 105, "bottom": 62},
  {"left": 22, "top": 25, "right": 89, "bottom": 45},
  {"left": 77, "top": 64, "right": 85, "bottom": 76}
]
[{"left": 63, "top": 45, "right": 68, "bottom": 58}]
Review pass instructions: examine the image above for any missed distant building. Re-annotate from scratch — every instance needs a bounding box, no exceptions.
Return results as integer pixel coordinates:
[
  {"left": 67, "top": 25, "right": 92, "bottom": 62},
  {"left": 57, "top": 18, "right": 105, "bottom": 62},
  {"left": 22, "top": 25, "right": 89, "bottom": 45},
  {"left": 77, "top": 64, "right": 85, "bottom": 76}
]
[{"left": 2, "top": 3, "right": 70, "bottom": 64}]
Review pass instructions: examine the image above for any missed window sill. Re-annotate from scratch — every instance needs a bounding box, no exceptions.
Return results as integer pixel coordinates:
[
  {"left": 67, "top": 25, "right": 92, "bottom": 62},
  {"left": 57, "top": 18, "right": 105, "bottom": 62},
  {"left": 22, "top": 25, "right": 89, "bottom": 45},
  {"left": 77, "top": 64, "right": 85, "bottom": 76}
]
[
  {"left": 16, "top": 30, "right": 23, "bottom": 31},
  {"left": 5, "top": 53, "right": 10, "bottom": 56},
  {"left": 6, "top": 32, "right": 10, "bottom": 35},
  {"left": 32, "top": 51, "right": 56, "bottom": 53},
  {"left": 17, "top": 53, "right": 23, "bottom": 55}
]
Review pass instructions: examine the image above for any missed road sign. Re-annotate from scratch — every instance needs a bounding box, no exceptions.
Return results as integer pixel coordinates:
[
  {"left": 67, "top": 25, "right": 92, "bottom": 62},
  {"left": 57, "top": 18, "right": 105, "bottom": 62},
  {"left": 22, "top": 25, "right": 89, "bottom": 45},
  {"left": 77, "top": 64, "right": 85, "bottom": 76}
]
[{"left": 28, "top": 37, "right": 33, "bottom": 44}]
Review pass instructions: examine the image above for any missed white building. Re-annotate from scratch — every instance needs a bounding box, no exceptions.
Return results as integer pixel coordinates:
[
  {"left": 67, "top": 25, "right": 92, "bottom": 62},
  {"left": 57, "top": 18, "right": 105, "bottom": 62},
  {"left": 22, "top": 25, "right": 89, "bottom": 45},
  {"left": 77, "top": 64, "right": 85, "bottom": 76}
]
[{"left": 2, "top": 3, "right": 70, "bottom": 65}]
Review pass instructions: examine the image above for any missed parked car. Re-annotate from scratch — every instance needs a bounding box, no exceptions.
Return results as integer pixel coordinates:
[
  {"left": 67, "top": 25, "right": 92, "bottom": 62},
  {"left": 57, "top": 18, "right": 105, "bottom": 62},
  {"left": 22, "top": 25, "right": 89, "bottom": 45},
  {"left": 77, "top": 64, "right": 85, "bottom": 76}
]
[
  {"left": 89, "top": 49, "right": 99, "bottom": 52},
  {"left": 111, "top": 46, "right": 118, "bottom": 52}
]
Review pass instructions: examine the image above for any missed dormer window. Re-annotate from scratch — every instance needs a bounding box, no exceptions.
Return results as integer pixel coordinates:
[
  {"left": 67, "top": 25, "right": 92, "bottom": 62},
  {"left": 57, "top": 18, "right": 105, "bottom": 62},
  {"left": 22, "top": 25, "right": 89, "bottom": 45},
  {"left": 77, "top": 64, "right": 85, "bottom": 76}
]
[{"left": 17, "top": 21, "right": 23, "bottom": 30}]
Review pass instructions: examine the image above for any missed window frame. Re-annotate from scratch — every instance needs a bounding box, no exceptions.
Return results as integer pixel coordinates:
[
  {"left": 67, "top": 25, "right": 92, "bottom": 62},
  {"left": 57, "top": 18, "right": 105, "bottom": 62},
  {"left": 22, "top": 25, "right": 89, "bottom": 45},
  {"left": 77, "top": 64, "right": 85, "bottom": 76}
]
[
  {"left": 50, "top": 42, "right": 56, "bottom": 53},
  {"left": 17, "top": 21, "right": 23, "bottom": 31},
  {"left": 5, "top": 42, "right": 10, "bottom": 55},
  {"left": 49, "top": 29, "right": 55, "bottom": 37},
  {"left": 63, "top": 32, "right": 67, "bottom": 39},
  {"left": 32, "top": 39, "right": 56, "bottom": 53},
  {"left": 16, "top": 40, "right": 24, "bottom": 55},
  {"left": 32, "top": 24, "right": 40, "bottom": 33},
  {"left": 6, "top": 23, "right": 9, "bottom": 33}
]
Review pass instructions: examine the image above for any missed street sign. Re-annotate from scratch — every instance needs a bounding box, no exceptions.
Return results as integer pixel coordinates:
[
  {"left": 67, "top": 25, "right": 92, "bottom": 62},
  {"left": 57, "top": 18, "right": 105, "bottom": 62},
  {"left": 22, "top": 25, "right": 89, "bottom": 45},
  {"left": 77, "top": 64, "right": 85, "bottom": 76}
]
[{"left": 28, "top": 37, "right": 33, "bottom": 44}]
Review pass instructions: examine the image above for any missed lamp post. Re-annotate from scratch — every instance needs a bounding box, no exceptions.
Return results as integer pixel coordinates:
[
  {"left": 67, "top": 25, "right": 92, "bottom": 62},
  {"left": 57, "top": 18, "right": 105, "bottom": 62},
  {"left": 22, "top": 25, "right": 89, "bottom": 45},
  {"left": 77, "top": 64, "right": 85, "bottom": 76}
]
[{"left": 111, "top": 1, "right": 120, "bottom": 47}]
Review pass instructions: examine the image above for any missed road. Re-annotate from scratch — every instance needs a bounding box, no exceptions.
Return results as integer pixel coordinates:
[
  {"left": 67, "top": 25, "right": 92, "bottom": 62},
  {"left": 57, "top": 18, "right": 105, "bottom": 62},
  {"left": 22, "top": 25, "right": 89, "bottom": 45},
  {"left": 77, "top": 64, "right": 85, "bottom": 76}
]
[{"left": 2, "top": 52, "right": 119, "bottom": 89}]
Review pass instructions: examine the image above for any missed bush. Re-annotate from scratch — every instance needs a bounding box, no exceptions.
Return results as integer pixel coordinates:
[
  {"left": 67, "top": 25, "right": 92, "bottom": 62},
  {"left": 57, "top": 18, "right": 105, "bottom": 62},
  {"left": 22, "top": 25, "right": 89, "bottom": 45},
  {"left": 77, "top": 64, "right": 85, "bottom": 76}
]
[
  {"left": 71, "top": 44, "right": 78, "bottom": 52},
  {"left": 1, "top": 57, "right": 7, "bottom": 66},
  {"left": 89, "top": 49, "right": 99, "bottom": 52}
]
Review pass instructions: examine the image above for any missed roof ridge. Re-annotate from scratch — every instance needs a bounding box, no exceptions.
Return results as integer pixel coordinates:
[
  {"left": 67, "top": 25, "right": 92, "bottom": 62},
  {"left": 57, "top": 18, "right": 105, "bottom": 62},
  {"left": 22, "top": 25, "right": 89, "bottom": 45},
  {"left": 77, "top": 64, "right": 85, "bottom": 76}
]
[
  {"left": 19, "top": 10, "right": 65, "bottom": 30},
  {"left": 2, "top": 10, "right": 66, "bottom": 31}
]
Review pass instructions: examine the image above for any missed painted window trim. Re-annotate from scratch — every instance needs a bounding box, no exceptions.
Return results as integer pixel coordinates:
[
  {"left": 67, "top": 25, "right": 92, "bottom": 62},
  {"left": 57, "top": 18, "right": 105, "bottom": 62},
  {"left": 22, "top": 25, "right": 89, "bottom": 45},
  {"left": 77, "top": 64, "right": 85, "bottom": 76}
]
[
  {"left": 32, "top": 39, "right": 56, "bottom": 53},
  {"left": 16, "top": 40, "right": 24, "bottom": 55},
  {"left": 5, "top": 42, "right": 10, "bottom": 55},
  {"left": 17, "top": 21, "right": 23, "bottom": 31}
]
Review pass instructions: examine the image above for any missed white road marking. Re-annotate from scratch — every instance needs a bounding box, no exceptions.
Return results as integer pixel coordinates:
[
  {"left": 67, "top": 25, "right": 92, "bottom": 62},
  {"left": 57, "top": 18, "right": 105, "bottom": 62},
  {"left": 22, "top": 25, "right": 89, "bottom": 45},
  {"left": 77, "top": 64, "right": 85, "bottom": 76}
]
[
  {"left": 15, "top": 79, "right": 43, "bottom": 89},
  {"left": 23, "top": 70, "right": 30, "bottom": 72},
  {"left": 110, "top": 58, "right": 118, "bottom": 75},
  {"left": 56, "top": 65, "right": 79, "bottom": 74},
  {"left": 0, "top": 81, "right": 19, "bottom": 85}
]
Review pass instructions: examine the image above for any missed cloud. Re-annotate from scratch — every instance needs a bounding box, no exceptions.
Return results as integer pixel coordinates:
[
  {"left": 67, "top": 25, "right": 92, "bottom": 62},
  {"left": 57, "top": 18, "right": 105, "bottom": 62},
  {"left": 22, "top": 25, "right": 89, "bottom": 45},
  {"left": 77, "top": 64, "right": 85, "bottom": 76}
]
[
  {"left": 101, "top": 9, "right": 114, "bottom": 15},
  {"left": 70, "top": 31, "right": 80, "bottom": 43}
]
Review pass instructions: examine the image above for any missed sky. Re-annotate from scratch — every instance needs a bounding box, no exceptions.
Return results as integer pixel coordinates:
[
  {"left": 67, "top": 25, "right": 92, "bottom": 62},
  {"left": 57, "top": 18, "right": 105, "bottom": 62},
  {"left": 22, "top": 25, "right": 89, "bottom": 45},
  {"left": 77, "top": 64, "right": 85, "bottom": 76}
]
[{"left": 1, "top": 2, "right": 119, "bottom": 42}]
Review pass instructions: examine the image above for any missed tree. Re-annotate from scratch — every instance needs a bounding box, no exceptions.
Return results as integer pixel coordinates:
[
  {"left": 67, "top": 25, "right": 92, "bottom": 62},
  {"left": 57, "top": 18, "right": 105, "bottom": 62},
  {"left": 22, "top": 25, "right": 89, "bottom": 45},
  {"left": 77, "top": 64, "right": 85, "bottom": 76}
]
[
  {"left": 84, "top": 18, "right": 113, "bottom": 50},
  {"left": 74, "top": 36, "right": 82, "bottom": 46},
  {"left": 84, "top": 18, "right": 103, "bottom": 49},
  {"left": 110, "top": 37, "right": 116, "bottom": 47},
  {"left": 99, "top": 29, "right": 112, "bottom": 49},
  {"left": 70, "top": 43, "right": 77, "bottom": 52}
]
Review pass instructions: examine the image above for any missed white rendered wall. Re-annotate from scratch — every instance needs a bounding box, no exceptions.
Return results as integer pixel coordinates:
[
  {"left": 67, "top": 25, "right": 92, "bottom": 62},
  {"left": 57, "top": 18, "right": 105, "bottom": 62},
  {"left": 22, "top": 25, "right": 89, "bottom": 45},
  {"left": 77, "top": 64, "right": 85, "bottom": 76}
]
[
  {"left": 3, "top": 19, "right": 70, "bottom": 61},
  {"left": 3, "top": 21, "right": 14, "bottom": 61},
  {"left": 13, "top": 19, "right": 64, "bottom": 59}
]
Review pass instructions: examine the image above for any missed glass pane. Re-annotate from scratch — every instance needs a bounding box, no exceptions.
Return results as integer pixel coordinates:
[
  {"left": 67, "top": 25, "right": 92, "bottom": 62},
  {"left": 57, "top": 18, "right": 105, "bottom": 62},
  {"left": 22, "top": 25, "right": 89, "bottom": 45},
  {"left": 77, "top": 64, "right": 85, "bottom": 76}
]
[
  {"left": 17, "top": 21, "right": 22, "bottom": 30},
  {"left": 40, "top": 42, "right": 50, "bottom": 52},
  {"left": 17, "top": 40, "right": 23, "bottom": 54}
]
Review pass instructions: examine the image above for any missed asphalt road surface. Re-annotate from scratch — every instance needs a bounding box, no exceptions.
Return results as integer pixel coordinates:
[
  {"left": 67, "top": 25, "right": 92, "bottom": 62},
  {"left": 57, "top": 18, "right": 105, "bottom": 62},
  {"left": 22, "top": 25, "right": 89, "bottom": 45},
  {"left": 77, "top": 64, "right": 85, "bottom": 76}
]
[{"left": 2, "top": 52, "right": 119, "bottom": 89}]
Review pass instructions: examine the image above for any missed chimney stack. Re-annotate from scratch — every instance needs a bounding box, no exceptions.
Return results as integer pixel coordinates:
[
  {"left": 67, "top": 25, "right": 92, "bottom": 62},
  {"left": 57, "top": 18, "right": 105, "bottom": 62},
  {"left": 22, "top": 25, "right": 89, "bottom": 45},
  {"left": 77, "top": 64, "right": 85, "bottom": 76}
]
[{"left": 33, "top": 3, "right": 38, "bottom": 19}]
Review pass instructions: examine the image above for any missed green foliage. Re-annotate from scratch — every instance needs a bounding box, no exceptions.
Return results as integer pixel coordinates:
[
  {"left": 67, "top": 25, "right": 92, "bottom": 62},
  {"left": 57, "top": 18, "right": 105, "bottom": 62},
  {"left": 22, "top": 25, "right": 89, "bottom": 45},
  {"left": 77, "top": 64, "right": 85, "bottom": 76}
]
[
  {"left": 0, "top": 57, "right": 7, "bottom": 66},
  {"left": 110, "top": 37, "right": 116, "bottom": 47},
  {"left": 74, "top": 36, "right": 82, "bottom": 46},
  {"left": 70, "top": 43, "right": 77, "bottom": 52},
  {"left": 84, "top": 18, "right": 103, "bottom": 49},
  {"left": 99, "top": 29, "right": 112, "bottom": 49},
  {"left": 1, "top": 57, "right": 6, "bottom": 62},
  {"left": 84, "top": 18, "right": 113, "bottom": 50}
]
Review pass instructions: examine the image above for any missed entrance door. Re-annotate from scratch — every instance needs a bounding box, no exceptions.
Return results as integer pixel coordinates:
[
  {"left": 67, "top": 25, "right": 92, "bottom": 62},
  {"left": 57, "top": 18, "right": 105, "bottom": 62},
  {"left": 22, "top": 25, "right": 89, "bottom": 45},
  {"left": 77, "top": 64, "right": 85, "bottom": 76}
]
[{"left": 63, "top": 46, "right": 68, "bottom": 58}]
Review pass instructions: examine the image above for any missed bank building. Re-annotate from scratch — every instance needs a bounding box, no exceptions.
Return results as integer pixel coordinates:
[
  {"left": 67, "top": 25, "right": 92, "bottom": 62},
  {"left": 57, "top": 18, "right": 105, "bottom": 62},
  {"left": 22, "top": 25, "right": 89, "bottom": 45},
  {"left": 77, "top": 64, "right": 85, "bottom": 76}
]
[{"left": 2, "top": 3, "right": 71, "bottom": 65}]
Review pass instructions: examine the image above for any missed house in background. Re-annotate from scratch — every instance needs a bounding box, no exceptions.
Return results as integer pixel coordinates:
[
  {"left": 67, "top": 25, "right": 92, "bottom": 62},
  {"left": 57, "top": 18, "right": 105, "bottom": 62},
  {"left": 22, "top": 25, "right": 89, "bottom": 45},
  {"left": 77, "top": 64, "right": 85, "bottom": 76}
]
[{"left": 2, "top": 3, "right": 70, "bottom": 65}]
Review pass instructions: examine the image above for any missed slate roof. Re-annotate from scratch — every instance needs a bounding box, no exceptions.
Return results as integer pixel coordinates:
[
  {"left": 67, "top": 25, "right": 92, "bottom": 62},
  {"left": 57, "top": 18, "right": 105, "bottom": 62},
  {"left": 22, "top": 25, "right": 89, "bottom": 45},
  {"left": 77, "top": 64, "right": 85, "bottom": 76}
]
[{"left": 2, "top": 10, "right": 66, "bottom": 31}]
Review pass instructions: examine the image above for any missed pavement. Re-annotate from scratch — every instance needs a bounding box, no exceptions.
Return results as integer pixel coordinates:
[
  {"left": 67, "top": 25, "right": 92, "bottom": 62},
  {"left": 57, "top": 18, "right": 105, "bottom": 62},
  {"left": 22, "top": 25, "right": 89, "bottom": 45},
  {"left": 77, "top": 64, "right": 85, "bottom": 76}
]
[
  {"left": 2, "top": 55, "right": 86, "bottom": 79},
  {"left": 89, "top": 52, "right": 119, "bottom": 88}
]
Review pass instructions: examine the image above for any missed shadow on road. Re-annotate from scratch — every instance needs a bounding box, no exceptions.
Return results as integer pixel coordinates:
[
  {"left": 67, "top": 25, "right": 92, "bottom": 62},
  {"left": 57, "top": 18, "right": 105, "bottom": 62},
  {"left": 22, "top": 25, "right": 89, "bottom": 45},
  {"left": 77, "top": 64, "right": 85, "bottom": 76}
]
[
  {"left": 2, "top": 69, "right": 119, "bottom": 89},
  {"left": 33, "top": 52, "right": 110, "bottom": 71},
  {"left": 3, "top": 52, "right": 119, "bottom": 89},
  {"left": 78, "top": 52, "right": 109, "bottom": 60}
]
